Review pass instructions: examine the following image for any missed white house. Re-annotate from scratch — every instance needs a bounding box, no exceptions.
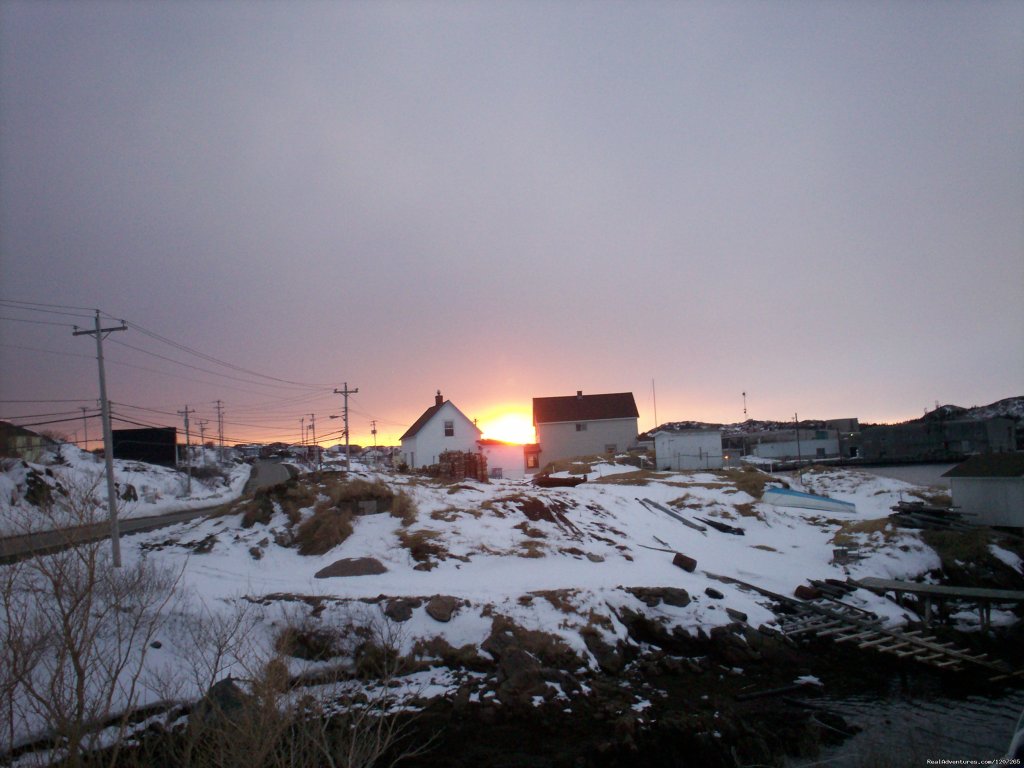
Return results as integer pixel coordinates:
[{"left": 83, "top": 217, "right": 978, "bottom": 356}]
[
  {"left": 532, "top": 391, "right": 639, "bottom": 466},
  {"left": 477, "top": 439, "right": 541, "bottom": 480},
  {"left": 942, "top": 453, "right": 1024, "bottom": 528},
  {"left": 400, "top": 391, "right": 481, "bottom": 469},
  {"left": 654, "top": 428, "right": 723, "bottom": 470}
]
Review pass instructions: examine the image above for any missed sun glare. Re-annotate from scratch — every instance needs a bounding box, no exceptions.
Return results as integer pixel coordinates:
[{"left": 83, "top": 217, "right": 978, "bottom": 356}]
[{"left": 479, "top": 411, "right": 536, "bottom": 445}]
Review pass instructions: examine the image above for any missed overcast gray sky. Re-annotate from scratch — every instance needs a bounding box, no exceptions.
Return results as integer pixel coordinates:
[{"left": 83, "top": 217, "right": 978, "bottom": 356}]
[{"left": 1, "top": 0, "right": 1022, "bottom": 446}]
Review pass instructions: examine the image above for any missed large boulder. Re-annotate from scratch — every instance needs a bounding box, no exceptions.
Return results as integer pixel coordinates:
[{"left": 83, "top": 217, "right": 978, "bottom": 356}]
[{"left": 314, "top": 557, "right": 387, "bottom": 578}]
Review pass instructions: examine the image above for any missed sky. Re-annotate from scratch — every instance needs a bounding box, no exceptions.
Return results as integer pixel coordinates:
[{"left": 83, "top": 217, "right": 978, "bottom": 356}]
[{"left": 1, "top": 0, "right": 1022, "bottom": 448}]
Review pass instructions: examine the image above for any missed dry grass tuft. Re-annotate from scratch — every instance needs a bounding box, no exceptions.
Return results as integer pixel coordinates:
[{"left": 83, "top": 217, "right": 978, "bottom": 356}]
[
  {"left": 294, "top": 507, "right": 354, "bottom": 555},
  {"left": 390, "top": 489, "right": 418, "bottom": 526},
  {"left": 517, "top": 540, "right": 546, "bottom": 558},
  {"left": 921, "top": 528, "right": 993, "bottom": 568},
  {"left": 831, "top": 517, "right": 893, "bottom": 546},
  {"left": 397, "top": 528, "right": 447, "bottom": 563}
]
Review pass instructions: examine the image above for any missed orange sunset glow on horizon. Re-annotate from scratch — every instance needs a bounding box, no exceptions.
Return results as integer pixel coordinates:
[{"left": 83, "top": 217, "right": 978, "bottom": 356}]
[{"left": 478, "top": 410, "right": 536, "bottom": 445}]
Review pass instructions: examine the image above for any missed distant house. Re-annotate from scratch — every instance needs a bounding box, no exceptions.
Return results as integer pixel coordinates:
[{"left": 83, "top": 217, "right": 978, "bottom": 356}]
[
  {"left": 942, "top": 453, "right": 1024, "bottom": 528},
  {"left": 654, "top": 428, "right": 723, "bottom": 471},
  {"left": 400, "top": 391, "right": 482, "bottom": 469},
  {"left": 532, "top": 391, "right": 639, "bottom": 466},
  {"left": 477, "top": 439, "right": 541, "bottom": 480}
]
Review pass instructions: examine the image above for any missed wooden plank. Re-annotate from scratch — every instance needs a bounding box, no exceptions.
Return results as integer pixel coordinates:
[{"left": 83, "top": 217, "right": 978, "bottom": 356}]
[{"left": 834, "top": 630, "right": 881, "bottom": 643}]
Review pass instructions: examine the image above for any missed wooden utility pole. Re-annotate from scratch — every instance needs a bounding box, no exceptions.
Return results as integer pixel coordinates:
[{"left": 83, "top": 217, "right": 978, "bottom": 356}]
[
  {"left": 178, "top": 406, "right": 194, "bottom": 495},
  {"left": 73, "top": 310, "right": 126, "bottom": 566},
  {"left": 333, "top": 382, "right": 359, "bottom": 471}
]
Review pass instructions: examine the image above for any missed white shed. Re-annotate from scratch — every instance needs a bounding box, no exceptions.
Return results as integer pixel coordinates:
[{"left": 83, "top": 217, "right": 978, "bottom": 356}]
[
  {"left": 654, "top": 429, "right": 723, "bottom": 471},
  {"left": 942, "top": 453, "right": 1024, "bottom": 528},
  {"left": 400, "top": 391, "right": 481, "bottom": 469}
]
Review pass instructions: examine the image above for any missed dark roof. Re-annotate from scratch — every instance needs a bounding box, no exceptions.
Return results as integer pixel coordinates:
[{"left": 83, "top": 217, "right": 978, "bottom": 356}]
[
  {"left": 942, "top": 453, "right": 1024, "bottom": 478},
  {"left": 400, "top": 403, "right": 445, "bottom": 441},
  {"left": 533, "top": 392, "right": 639, "bottom": 425}
]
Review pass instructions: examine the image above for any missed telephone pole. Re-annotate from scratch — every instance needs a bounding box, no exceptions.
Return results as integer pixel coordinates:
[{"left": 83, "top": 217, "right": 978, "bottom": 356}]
[
  {"left": 333, "top": 382, "right": 358, "bottom": 471},
  {"left": 370, "top": 420, "right": 378, "bottom": 469},
  {"left": 80, "top": 406, "right": 90, "bottom": 452},
  {"left": 73, "top": 310, "right": 126, "bottom": 566},
  {"left": 308, "top": 413, "right": 319, "bottom": 470},
  {"left": 179, "top": 406, "right": 194, "bottom": 495},
  {"left": 214, "top": 400, "right": 225, "bottom": 464},
  {"left": 198, "top": 419, "right": 209, "bottom": 467}
]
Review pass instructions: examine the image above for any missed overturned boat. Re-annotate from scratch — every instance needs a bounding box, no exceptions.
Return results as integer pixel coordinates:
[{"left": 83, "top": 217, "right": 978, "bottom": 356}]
[{"left": 762, "top": 487, "right": 856, "bottom": 514}]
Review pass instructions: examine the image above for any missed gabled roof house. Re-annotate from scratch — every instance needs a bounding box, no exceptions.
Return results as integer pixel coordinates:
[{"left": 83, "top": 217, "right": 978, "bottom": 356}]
[
  {"left": 532, "top": 391, "right": 639, "bottom": 466},
  {"left": 400, "top": 391, "right": 481, "bottom": 469}
]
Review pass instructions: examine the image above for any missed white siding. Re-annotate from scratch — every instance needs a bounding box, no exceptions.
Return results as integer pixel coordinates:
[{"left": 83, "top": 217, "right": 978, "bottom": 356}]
[
  {"left": 536, "top": 418, "right": 637, "bottom": 465},
  {"left": 949, "top": 477, "right": 1024, "bottom": 527},
  {"left": 478, "top": 442, "right": 528, "bottom": 480},
  {"left": 654, "top": 431, "right": 723, "bottom": 470},
  {"left": 401, "top": 403, "right": 481, "bottom": 468},
  {"left": 750, "top": 437, "right": 839, "bottom": 461}
]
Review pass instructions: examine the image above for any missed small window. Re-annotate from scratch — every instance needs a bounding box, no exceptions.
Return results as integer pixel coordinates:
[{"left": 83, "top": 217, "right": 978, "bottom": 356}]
[
  {"left": 444, "top": 420, "right": 454, "bottom": 437},
  {"left": 526, "top": 454, "right": 539, "bottom": 469},
  {"left": 575, "top": 423, "right": 587, "bottom": 432},
  {"left": 604, "top": 444, "right": 617, "bottom": 453},
  {"left": 490, "top": 468, "right": 503, "bottom": 479}
]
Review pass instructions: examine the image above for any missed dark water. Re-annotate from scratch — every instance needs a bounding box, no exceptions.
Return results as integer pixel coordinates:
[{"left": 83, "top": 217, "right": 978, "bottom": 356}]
[{"left": 785, "top": 684, "right": 1024, "bottom": 766}]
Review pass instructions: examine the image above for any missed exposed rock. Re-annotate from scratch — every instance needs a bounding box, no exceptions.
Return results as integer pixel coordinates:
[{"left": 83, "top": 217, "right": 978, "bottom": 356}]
[
  {"left": 586, "top": 552, "right": 605, "bottom": 563},
  {"left": 628, "top": 586, "right": 691, "bottom": 608},
  {"left": 384, "top": 597, "right": 421, "bottom": 622},
  {"left": 705, "top": 587, "right": 725, "bottom": 600},
  {"left": 248, "top": 546, "right": 263, "bottom": 560},
  {"left": 581, "top": 627, "right": 625, "bottom": 674},
  {"left": 425, "top": 595, "right": 460, "bottom": 622},
  {"left": 314, "top": 557, "right": 387, "bottom": 578},
  {"left": 672, "top": 552, "right": 697, "bottom": 572}
]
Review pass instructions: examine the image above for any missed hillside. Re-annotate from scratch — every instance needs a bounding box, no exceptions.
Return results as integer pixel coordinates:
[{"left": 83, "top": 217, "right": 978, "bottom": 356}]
[
  {"left": 645, "top": 395, "right": 1024, "bottom": 437},
  {"left": 3, "top": 455, "right": 1023, "bottom": 765}
]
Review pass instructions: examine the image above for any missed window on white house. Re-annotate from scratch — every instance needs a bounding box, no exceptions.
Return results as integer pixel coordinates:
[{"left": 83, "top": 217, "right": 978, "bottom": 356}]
[
  {"left": 526, "top": 454, "right": 539, "bottom": 469},
  {"left": 575, "top": 423, "right": 587, "bottom": 432},
  {"left": 444, "top": 420, "right": 454, "bottom": 437},
  {"left": 605, "top": 444, "right": 617, "bottom": 453}
]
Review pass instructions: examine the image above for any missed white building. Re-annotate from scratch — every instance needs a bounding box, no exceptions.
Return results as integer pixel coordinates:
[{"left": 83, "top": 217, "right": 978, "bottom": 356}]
[
  {"left": 532, "top": 391, "right": 639, "bottom": 467},
  {"left": 942, "top": 453, "right": 1024, "bottom": 528},
  {"left": 477, "top": 439, "right": 541, "bottom": 480},
  {"left": 400, "top": 391, "right": 481, "bottom": 469},
  {"left": 654, "top": 428, "right": 723, "bottom": 470}
]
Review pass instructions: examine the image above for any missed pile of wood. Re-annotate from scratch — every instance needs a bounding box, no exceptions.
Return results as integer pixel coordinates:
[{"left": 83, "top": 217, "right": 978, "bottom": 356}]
[
  {"left": 888, "top": 500, "right": 974, "bottom": 531},
  {"left": 434, "top": 450, "right": 488, "bottom": 482}
]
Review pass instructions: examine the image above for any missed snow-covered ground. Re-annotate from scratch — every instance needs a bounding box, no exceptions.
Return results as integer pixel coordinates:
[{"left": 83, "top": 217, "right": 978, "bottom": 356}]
[
  {"left": 0, "top": 443, "right": 251, "bottom": 535},
  {"left": 3, "top": 453, "right": 1021, "bottom": 756}
]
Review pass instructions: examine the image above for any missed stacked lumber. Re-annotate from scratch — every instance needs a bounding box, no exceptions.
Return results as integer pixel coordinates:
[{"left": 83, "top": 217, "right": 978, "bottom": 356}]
[{"left": 889, "top": 500, "right": 974, "bottom": 531}]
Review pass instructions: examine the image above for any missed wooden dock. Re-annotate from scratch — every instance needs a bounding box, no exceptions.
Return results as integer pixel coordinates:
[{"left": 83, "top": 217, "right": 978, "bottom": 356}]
[
  {"left": 854, "top": 577, "right": 1024, "bottom": 631},
  {"left": 776, "top": 590, "right": 1022, "bottom": 683},
  {"left": 703, "top": 571, "right": 1022, "bottom": 683}
]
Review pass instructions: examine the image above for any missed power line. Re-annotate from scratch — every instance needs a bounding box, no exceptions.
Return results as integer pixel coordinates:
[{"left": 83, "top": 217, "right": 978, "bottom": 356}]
[
  {"left": 0, "top": 298, "right": 97, "bottom": 317},
  {"left": 121, "top": 319, "right": 331, "bottom": 389},
  {"left": 0, "top": 315, "right": 78, "bottom": 328}
]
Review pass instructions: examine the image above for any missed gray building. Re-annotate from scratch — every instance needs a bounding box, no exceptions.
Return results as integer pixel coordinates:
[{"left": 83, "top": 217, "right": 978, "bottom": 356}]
[
  {"left": 859, "top": 418, "right": 1016, "bottom": 463},
  {"left": 943, "top": 453, "right": 1024, "bottom": 528}
]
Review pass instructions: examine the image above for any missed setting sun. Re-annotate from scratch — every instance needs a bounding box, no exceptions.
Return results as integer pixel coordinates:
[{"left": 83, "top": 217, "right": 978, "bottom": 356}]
[{"left": 478, "top": 410, "right": 536, "bottom": 445}]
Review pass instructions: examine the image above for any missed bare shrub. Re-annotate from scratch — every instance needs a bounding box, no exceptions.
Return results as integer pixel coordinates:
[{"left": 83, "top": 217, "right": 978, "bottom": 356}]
[{"left": 0, "top": 482, "right": 181, "bottom": 768}]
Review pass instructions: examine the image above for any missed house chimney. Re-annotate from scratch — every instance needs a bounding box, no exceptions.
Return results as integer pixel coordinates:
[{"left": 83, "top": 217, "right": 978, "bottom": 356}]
[
  {"left": 435, "top": 390, "right": 444, "bottom": 407},
  {"left": 576, "top": 390, "right": 583, "bottom": 399}
]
